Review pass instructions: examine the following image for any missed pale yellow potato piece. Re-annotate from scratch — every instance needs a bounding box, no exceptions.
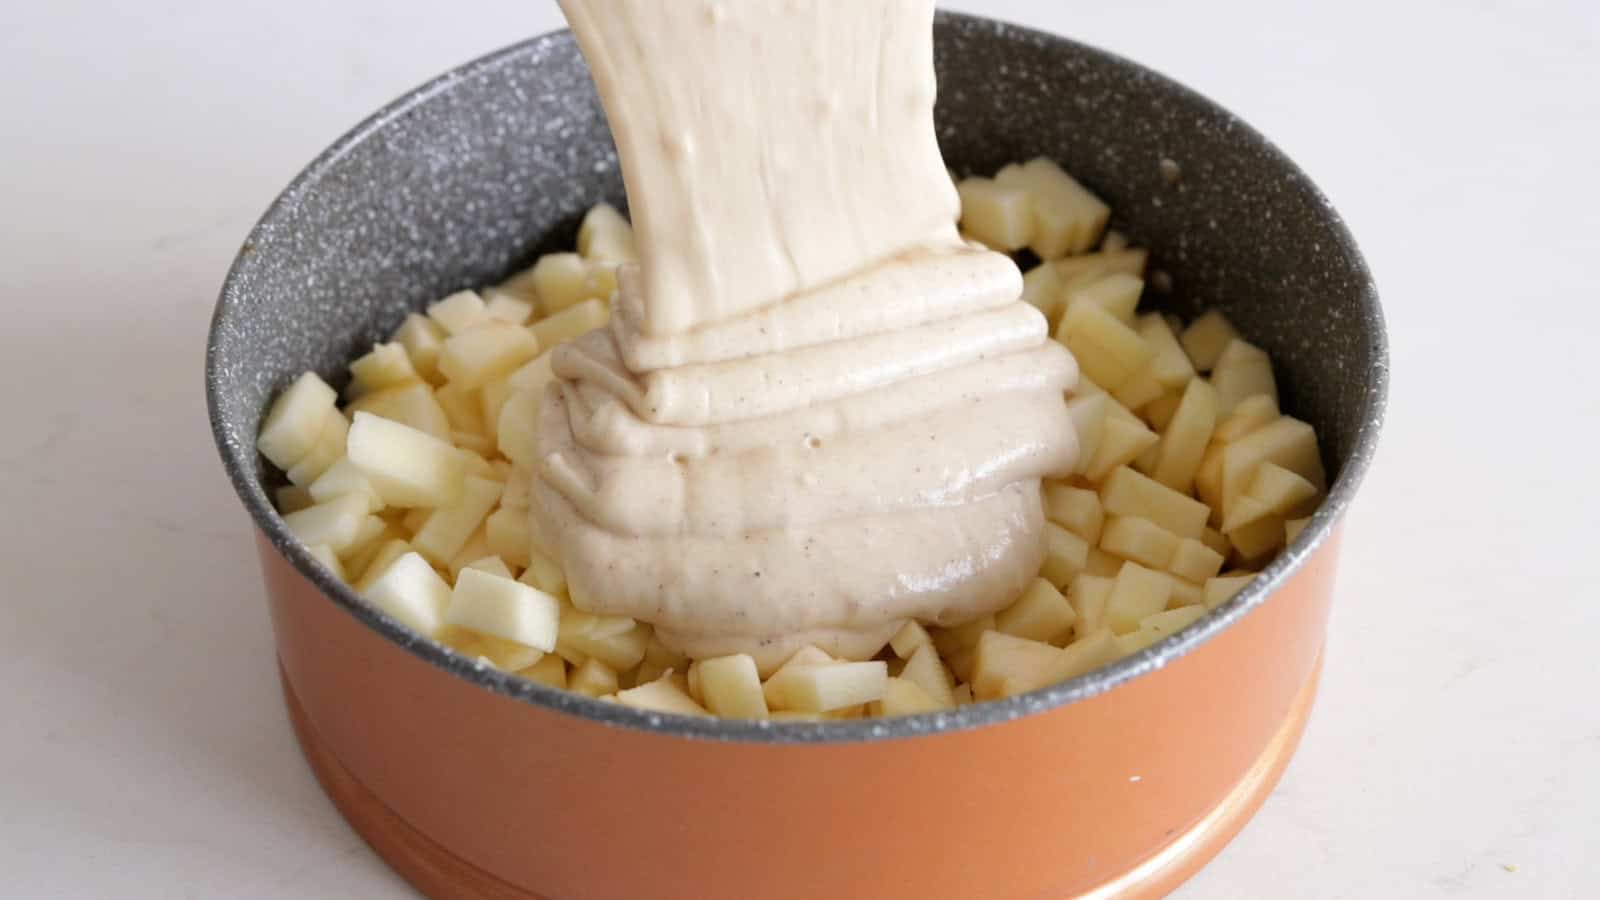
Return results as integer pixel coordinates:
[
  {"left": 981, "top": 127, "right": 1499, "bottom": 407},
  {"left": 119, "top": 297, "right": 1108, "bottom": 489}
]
[
  {"left": 528, "top": 253, "right": 615, "bottom": 315},
  {"left": 1105, "top": 562, "right": 1172, "bottom": 634},
  {"left": 557, "top": 608, "right": 650, "bottom": 671},
  {"left": 349, "top": 343, "right": 419, "bottom": 395},
  {"left": 1057, "top": 301, "right": 1155, "bottom": 390},
  {"left": 1151, "top": 377, "right": 1219, "bottom": 494},
  {"left": 305, "top": 544, "right": 346, "bottom": 582},
  {"left": 519, "top": 653, "right": 568, "bottom": 690},
  {"left": 424, "top": 290, "right": 485, "bottom": 335},
  {"left": 1053, "top": 248, "right": 1148, "bottom": 284},
  {"left": 450, "top": 431, "right": 491, "bottom": 457},
  {"left": 475, "top": 635, "right": 544, "bottom": 672},
  {"left": 1226, "top": 512, "right": 1286, "bottom": 560},
  {"left": 1179, "top": 309, "right": 1240, "bottom": 371},
  {"left": 570, "top": 658, "right": 620, "bottom": 698},
  {"left": 1137, "top": 313, "right": 1197, "bottom": 389},
  {"left": 1020, "top": 262, "right": 1066, "bottom": 324},
  {"left": 439, "top": 322, "right": 540, "bottom": 393},
  {"left": 1083, "top": 418, "right": 1160, "bottom": 483},
  {"left": 1142, "top": 389, "right": 1184, "bottom": 432},
  {"left": 931, "top": 615, "right": 992, "bottom": 658},
  {"left": 870, "top": 678, "right": 945, "bottom": 717},
  {"left": 285, "top": 410, "right": 349, "bottom": 486},
  {"left": 364, "top": 551, "right": 451, "bottom": 637},
  {"left": 1100, "top": 515, "right": 1181, "bottom": 570},
  {"left": 496, "top": 388, "right": 542, "bottom": 470},
  {"left": 276, "top": 484, "right": 315, "bottom": 514},
  {"left": 257, "top": 372, "right": 337, "bottom": 470},
  {"left": 478, "top": 375, "right": 516, "bottom": 445},
  {"left": 481, "top": 288, "right": 535, "bottom": 325},
  {"left": 1201, "top": 527, "right": 1232, "bottom": 559},
  {"left": 768, "top": 661, "right": 888, "bottom": 713},
  {"left": 282, "top": 493, "right": 369, "bottom": 554},
  {"left": 335, "top": 515, "right": 389, "bottom": 564},
  {"left": 696, "top": 654, "right": 768, "bottom": 718},
  {"left": 500, "top": 467, "right": 531, "bottom": 511},
  {"left": 352, "top": 539, "right": 413, "bottom": 593},
  {"left": 1100, "top": 465, "right": 1210, "bottom": 539},
  {"left": 484, "top": 506, "right": 533, "bottom": 568},
  {"left": 1043, "top": 482, "right": 1104, "bottom": 544},
  {"left": 433, "top": 382, "right": 487, "bottom": 437},
  {"left": 1084, "top": 547, "right": 1124, "bottom": 578},
  {"left": 957, "top": 176, "right": 1035, "bottom": 251},
  {"left": 899, "top": 644, "right": 956, "bottom": 708},
  {"left": 531, "top": 297, "right": 609, "bottom": 348},
  {"left": 889, "top": 620, "right": 933, "bottom": 658},
  {"left": 446, "top": 526, "right": 494, "bottom": 580},
  {"left": 1110, "top": 367, "right": 1164, "bottom": 411},
  {"left": 578, "top": 202, "right": 638, "bottom": 265},
  {"left": 390, "top": 313, "right": 447, "bottom": 382},
  {"left": 1065, "top": 273, "right": 1142, "bottom": 325},
  {"left": 1285, "top": 517, "right": 1311, "bottom": 544},
  {"left": 1221, "top": 416, "right": 1326, "bottom": 517},
  {"left": 760, "top": 645, "right": 835, "bottom": 702},
  {"left": 308, "top": 457, "right": 383, "bottom": 513},
  {"left": 1066, "top": 394, "right": 1109, "bottom": 475},
  {"left": 1246, "top": 462, "right": 1320, "bottom": 517},
  {"left": 1212, "top": 394, "right": 1281, "bottom": 443},
  {"left": 1070, "top": 574, "right": 1113, "bottom": 639},
  {"left": 994, "top": 157, "right": 1109, "bottom": 258},
  {"left": 1211, "top": 339, "right": 1278, "bottom": 413},
  {"left": 1058, "top": 629, "right": 1121, "bottom": 680},
  {"left": 997, "top": 577, "right": 1078, "bottom": 645},
  {"left": 519, "top": 548, "right": 568, "bottom": 598},
  {"left": 1040, "top": 522, "right": 1090, "bottom": 588},
  {"left": 1204, "top": 573, "right": 1257, "bottom": 610},
  {"left": 971, "top": 631, "right": 1064, "bottom": 700},
  {"left": 1169, "top": 537, "right": 1226, "bottom": 584},
  {"left": 347, "top": 381, "right": 452, "bottom": 441},
  {"left": 1117, "top": 605, "right": 1206, "bottom": 654},
  {"left": 463, "top": 555, "right": 514, "bottom": 579},
  {"left": 413, "top": 476, "right": 503, "bottom": 565},
  {"left": 446, "top": 567, "right": 560, "bottom": 651}
]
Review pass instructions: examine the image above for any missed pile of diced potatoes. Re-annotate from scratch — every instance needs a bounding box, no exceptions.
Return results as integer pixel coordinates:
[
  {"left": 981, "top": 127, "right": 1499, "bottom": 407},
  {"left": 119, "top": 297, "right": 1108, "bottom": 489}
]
[{"left": 257, "top": 158, "right": 1325, "bottom": 721}]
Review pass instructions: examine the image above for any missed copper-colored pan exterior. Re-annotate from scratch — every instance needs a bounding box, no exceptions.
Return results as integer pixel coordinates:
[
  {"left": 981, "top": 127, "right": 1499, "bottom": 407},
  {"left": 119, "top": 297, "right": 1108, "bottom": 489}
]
[{"left": 209, "top": 14, "right": 1387, "bottom": 899}]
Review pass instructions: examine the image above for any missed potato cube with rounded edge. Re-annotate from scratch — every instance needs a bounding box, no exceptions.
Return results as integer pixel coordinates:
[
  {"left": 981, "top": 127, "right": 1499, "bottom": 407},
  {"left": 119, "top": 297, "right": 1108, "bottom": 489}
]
[
  {"left": 570, "top": 658, "right": 620, "bottom": 698},
  {"left": 696, "top": 654, "right": 769, "bottom": 718},
  {"left": 528, "top": 253, "right": 605, "bottom": 315},
  {"left": 1179, "top": 309, "right": 1240, "bottom": 371},
  {"left": 1152, "top": 377, "right": 1219, "bottom": 494},
  {"left": 427, "top": 290, "right": 486, "bottom": 335},
  {"left": 889, "top": 620, "right": 932, "bottom": 658},
  {"left": 617, "top": 676, "right": 711, "bottom": 716},
  {"left": 957, "top": 176, "right": 1034, "bottom": 251},
  {"left": 1040, "top": 523, "right": 1090, "bottom": 588},
  {"left": 347, "top": 412, "right": 468, "bottom": 508},
  {"left": 971, "top": 631, "right": 1064, "bottom": 700},
  {"left": 348, "top": 343, "right": 419, "bottom": 395},
  {"left": 1105, "top": 562, "right": 1173, "bottom": 634},
  {"left": 1100, "top": 515, "right": 1181, "bottom": 570},
  {"left": 518, "top": 653, "right": 567, "bottom": 690},
  {"left": 446, "top": 567, "right": 560, "bottom": 651},
  {"left": 578, "top": 202, "right": 638, "bottom": 264},
  {"left": 257, "top": 372, "right": 337, "bottom": 470},
  {"left": 1043, "top": 482, "right": 1104, "bottom": 544},
  {"left": 997, "top": 578, "right": 1078, "bottom": 645},
  {"left": 532, "top": 298, "right": 610, "bottom": 349},
  {"left": 1100, "top": 466, "right": 1210, "bottom": 539},
  {"left": 899, "top": 644, "right": 956, "bottom": 709},
  {"left": 347, "top": 381, "right": 452, "bottom": 440},
  {"left": 870, "top": 678, "right": 945, "bottom": 717},
  {"left": 413, "top": 476, "right": 503, "bottom": 565},
  {"left": 282, "top": 493, "right": 370, "bottom": 554},
  {"left": 1204, "top": 573, "right": 1257, "bottom": 610},
  {"left": 364, "top": 552, "right": 451, "bottom": 637},
  {"left": 1169, "top": 537, "right": 1226, "bottom": 584},
  {"left": 391, "top": 313, "right": 447, "bottom": 382}
]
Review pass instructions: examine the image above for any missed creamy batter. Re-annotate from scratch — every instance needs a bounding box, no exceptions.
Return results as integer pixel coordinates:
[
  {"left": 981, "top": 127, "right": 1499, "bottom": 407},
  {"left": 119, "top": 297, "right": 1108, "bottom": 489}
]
[{"left": 539, "top": 0, "right": 1079, "bottom": 670}]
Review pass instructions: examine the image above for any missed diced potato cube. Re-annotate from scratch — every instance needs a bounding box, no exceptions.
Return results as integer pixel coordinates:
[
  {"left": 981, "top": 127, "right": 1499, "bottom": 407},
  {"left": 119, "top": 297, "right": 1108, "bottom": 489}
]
[
  {"left": 519, "top": 548, "right": 567, "bottom": 597},
  {"left": 995, "top": 157, "right": 1109, "bottom": 258},
  {"left": 1201, "top": 527, "right": 1232, "bottom": 558},
  {"left": 890, "top": 621, "right": 932, "bottom": 658},
  {"left": 391, "top": 313, "right": 447, "bottom": 382},
  {"left": 1066, "top": 394, "right": 1108, "bottom": 475},
  {"left": 496, "top": 387, "right": 542, "bottom": 470},
  {"left": 696, "top": 654, "right": 768, "bottom": 718},
  {"left": 1040, "top": 522, "right": 1090, "bottom": 588},
  {"left": 438, "top": 321, "right": 541, "bottom": 391},
  {"left": 971, "top": 631, "right": 1064, "bottom": 700},
  {"left": 276, "top": 484, "right": 315, "bottom": 514},
  {"left": 1245, "top": 462, "right": 1320, "bottom": 518},
  {"left": 446, "top": 526, "right": 493, "bottom": 579},
  {"left": 1142, "top": 390, "right": 1184, "bottom": 432},
  {"left": 578, "top": 202, "right": 638, "bottom": 264},
  {"left": 257, "top": 372, "right": 337, "bottom": 470},
  {"left": 1137, "top": 313, "right": 1197, "bottom": 389},
  {"left": 1118, "top": 605, "right": 1206, "bottom": 654},
  {"left": 481, "top": 288, "right": 535, "bottom": 325},
  {"left": 1213, "top": 395, "right": 1281, "bottom": 444},
  {"left": 1151, "top": 378, "right": 1219, "bottom": 494},
  {"left": 1054, "top": 248, "right": 1148, "bottom": 284},
  {"left": 336, "top": 515, "right": 389, "bottom": 564},
  {"left": 347, "top": 381, "right": 452, "bottom": 440},
  {"left": 1020, "top": 262, "right": 1066, "bottom": 324},
  {"left": 1101, "top": 515, "right": 1181, "bottom": 570},
  {"left": 475, "top": 635, "right": 544, "bottom": 672},
  {"left": 557, "top": 608, "right": 650, "bottom": 671},
  {"left": 870, "top": 678, "right": 945, "bottom": 717},
  {"left": 433, "top": 384, "right": 486, "bottom": 438},
  {"left": 1226, "top": 513, "right": 1285, "bottom": 560},
  {"left": 1179, "top": 309, "right": 1240, "bottom": 371},
  {"left": 1285, "top": 517, "right": 1311, "bottom": 543},
  {"left": 1169, "top": 538, "right": 1226, "bottom": 584},
  {"left": 348, "top": 343, "right": 419, "bottom": 395},
  {"left": 1221, "top": 416, "right": 1326, "bottom": 516},
  {"left": 463, "top": 555, "right": 514, "bottom": 579},
  {"left": 427, "top": 290, "right": 486, "bottom": 335},
  {"left": 413, "top": 476, "right": 503, "bottom": 565},
  {"left": 364, "top": 552, "right": 451, "bottom": 636},
  {"left": 1058, "top": 301, "right": 1155, "bottom": 390},
  {"left": 1070, "top": 574, "right": 1113, "bottom": 638},
  {"left": 305, "top": 544, "right": 345, "bottom": 581},
  {"left": 352, "top": 539, "right": 413, "bottom": 592},
  {"left": 1204, "top": 573, "right": 1257, "bottom": 610},
  {"left": 1110, "top": 367, "right": 1164, "bottom": 411},
  {"left": 1212, "top": 339, "right": 1278, "bottom": 413},
  {"left": 1084, "top": 547, "right": 1122, "bottom": 577},
  {"left": 1043, "top": 482, "right": 1104, "bottom": 543},
  {"left": 996, "top": 578, "right": 1078, "bottom": 645},
  {"left": 570, "top": 658, "right": 620, "bottom": 698},
  {"left": 1161, "top": 570, "right": 1205, "bottom": 609},
  {"left": 282, "top": 493, "right": 370, "bottom": 554},
  {"left": 1065, "top": 273, "right": 1142, "bottom": 325},
  {"left": 531, "top": 297, "right": 609, "bottom": 349},
  {"left": 519, "top": 653, "right": 567, "bottom": 690},
  {"left": 1105, "top": 562, "right": 1172, "bottom": 634},
  {"left": 528, "top": 253, "right": 607, "bottom": 315},
  {"left": 770, "top": 661, "right": 888, "bottom": 713},
  {"left": 1084, "top": 418, "right": 1160, "bottom": 483},
  {"left": 616, "top": 676, "right": 710, "bottom": 716},
  {"left": 899, "top": 644, "right": 956, "bottom": 708},
  {"left": 286, "top": 410, "right": 349, "bottom": 486},
  {"left": 446, "top": 567, "right": 560, "bottom": 650},
  {"left": 484, "top": 506, "right": 533, "bottom": 568},
  {"left": 500, "top": 467, "right": 531, "bottom": 511},
  {"left": 347, "top": 412, "right": 468, "bottom": 508},
  {"left": 957, "top": 176, "right": 1035, "bottom": 251},
  {"left": 479, "top": 375, "right": 516, "bottom": 444},
  {"left": 1100, "top": 466, "right": 1209, "bottom": 539},
  {"left": 1058, "top": 629, "right": 1121, "bottom": 679},
  {"left": 930, "top": 615, "right": 994, "bottom": 658},
  {"left": 308, "top": 456, "right": 383, "bottom": 513}
]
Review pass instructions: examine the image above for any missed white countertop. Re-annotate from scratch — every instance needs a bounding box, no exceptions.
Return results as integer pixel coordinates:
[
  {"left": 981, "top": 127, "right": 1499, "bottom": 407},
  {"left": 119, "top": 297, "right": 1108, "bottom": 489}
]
[{"left": 3, "top": 1, "right": 1595, "bottom": 897}]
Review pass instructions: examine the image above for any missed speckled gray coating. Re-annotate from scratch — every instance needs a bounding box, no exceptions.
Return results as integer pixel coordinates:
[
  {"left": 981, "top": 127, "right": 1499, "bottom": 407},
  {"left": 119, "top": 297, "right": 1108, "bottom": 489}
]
[{"left": 206, "top": 12, "right": 1386, "bottom": 744}]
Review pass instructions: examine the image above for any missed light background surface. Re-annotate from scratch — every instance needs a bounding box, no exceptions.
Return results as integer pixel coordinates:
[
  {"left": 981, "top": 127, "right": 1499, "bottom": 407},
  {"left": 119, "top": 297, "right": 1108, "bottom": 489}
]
[{"left": 2, "top": 1, "right": 1595, "bottom": 897}]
